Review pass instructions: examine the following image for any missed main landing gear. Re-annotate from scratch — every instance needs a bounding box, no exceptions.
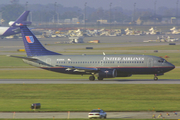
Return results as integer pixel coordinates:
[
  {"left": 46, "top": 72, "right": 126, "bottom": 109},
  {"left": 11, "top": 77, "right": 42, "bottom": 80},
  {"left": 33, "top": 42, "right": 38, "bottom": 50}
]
[
  {"left": 89, "top": 75, "right": 104, "bottom": 81},
  {"left": 154, "top": 74, "right": 158, "bottom": 81},
  {"left": 89, "top": 75, "right": 95, "bottom": 81}
]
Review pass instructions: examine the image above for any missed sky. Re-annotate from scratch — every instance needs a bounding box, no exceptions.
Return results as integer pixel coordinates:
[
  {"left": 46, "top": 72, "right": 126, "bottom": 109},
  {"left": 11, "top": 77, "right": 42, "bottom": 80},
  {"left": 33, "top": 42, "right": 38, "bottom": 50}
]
[{"left": 1, "top": 0, "right": 179, "bottom": 10}]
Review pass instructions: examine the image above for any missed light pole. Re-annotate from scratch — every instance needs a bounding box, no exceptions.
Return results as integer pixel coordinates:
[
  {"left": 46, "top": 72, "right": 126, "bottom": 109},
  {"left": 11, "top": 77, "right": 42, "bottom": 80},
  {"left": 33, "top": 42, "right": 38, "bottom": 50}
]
[
  {"left": 84, "top": 2, "right": 87, "bottom": 30},
  {"left": 114, "top": 9, "right": 117, "bottom": 26},
  {"left": 133, "top": 2, "right": 136, "bottom": 23},
  {"left": 154, "top": 0, "right": 157, "bottom": 24},
  {"left": 177, "top": 0, "right": 179, "bottom": 24},
  {"left": 25, "top": 1, "right": 28, "bottom": 10},
  {"left": 54, "top": 2, "right": 59, "bottom": 24},
  {"left": 109, "top": 2, "right": 112, "bottom": 30}
]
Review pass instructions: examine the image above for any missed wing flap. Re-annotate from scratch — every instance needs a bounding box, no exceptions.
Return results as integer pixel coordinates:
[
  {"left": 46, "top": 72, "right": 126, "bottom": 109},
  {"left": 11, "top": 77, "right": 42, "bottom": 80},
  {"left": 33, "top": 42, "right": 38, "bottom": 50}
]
[{"left": 60, "top": 65, "right": 99, "bottom": 72}]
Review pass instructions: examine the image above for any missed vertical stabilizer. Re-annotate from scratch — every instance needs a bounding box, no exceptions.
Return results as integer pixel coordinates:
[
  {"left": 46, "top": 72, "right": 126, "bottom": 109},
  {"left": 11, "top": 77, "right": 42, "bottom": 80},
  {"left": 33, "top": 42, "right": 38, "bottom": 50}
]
[
  {"left": 20, "top": 25, "right": 61, "bottom": 56},
  {"left": 2, "top": 11, "right": 31, "bottom": 37},
  {"left": 12, "top": 11, "right": 31, "bottom": 26}
]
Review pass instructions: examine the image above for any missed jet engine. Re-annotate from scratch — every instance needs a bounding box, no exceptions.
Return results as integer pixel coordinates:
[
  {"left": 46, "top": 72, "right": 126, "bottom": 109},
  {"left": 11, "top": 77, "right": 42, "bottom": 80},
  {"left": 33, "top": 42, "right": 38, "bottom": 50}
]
[
  {"left": 9, "top": 21, "right": 15, "bottom": 26},
  {"left": 9, "top": 21, "right": 32, "bottom": 26},
  {"left": 96, "top": 69, "right": 117, "bottom": 78}
]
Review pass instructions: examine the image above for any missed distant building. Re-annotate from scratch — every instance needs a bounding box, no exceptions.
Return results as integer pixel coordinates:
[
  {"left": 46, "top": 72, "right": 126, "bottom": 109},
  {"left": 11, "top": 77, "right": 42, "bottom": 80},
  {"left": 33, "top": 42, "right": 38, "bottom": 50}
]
[
  {"left": 64, "top": 19, "right": 71, "bottom": 23},
  {"left": 97, "top": 20, "right": 108, "bottom": 24},
  {"left": 171, "top": 17, "right": 177, "bottom": 24},
  {"left": 72, "top": 18, "right": 79, "bottom": 24}
]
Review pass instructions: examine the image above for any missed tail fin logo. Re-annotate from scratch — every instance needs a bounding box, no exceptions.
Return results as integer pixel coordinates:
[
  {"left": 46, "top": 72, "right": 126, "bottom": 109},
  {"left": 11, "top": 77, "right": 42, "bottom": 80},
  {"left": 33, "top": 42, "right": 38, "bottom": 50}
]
[{"left": 25, "top": 36, "right": 34, "bottom": 43}]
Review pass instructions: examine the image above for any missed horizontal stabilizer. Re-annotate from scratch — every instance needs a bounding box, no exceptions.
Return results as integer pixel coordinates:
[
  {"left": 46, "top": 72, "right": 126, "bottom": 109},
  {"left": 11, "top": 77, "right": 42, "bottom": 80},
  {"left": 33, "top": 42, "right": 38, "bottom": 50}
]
[{"left": 7, "top": 55, "right": 38, "bottom": 60}]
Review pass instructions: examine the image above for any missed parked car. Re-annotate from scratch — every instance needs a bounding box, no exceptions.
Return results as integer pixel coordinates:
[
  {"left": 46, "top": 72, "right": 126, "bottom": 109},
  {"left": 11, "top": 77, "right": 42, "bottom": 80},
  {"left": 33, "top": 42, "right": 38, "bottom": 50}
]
[{"left": 88, "top": 109, "right": 107, "bottom": 119}]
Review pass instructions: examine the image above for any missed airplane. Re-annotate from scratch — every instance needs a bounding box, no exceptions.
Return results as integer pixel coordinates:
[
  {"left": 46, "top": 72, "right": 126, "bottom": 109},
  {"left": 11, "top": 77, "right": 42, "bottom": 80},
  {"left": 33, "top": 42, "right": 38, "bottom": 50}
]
[
  {"left": 9, "top": 25, "right": 175, "bottom": 81},
  {"left": 0, "top": 11, "right": 31, "bottom": 38}
]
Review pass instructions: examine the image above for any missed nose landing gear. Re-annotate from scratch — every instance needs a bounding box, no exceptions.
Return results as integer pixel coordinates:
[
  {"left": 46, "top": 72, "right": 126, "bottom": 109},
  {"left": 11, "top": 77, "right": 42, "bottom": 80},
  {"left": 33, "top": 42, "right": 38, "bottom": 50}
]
[{"left": 154, "top": 74, "right": 158, "bottom": 81}]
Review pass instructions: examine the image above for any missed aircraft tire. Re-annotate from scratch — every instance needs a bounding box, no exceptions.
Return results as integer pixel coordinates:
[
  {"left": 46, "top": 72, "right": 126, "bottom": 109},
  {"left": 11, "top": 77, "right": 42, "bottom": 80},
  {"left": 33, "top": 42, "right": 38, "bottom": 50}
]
[
  {"left": 89, "top": 76, "right": 95, "bottom": 81},
  {"left": 154, "top": 76, "right": 158, "bottom": 81}
]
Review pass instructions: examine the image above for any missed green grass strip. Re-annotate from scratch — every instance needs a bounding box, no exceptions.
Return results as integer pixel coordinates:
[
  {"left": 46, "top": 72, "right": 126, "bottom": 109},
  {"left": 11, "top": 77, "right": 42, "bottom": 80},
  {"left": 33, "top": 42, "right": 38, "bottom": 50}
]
[{"left": 0, "top": 84, "right": 179, "bottom": 112}]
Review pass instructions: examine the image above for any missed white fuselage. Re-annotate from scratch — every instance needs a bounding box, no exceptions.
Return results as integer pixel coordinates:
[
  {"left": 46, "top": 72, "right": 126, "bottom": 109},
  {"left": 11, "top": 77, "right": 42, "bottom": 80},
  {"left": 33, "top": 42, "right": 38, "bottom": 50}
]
[{"left": 0, "top": 27, "right": 9, "bottom": 36}]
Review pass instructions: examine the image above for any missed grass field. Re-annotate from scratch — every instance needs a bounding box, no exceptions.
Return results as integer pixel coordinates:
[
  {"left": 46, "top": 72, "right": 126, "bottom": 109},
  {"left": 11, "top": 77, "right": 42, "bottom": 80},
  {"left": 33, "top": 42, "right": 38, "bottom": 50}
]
[
  {"left": 0, "top": 36, "right": 179, "bottom": 120},
  {"left": 0, "top": 84, "right": 179, "bottom": 112}
]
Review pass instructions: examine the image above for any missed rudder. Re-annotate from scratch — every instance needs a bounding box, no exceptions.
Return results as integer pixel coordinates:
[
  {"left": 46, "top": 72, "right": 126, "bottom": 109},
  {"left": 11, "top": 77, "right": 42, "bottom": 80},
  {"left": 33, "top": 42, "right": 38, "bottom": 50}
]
[{"left": 20, "top": 25, "right": 61, "bottom": 56}]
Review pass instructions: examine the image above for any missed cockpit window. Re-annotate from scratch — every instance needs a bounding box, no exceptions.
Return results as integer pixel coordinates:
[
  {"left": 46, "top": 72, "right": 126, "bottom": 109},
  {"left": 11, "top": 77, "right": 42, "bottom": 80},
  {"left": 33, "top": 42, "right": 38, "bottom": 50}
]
[
  {"left": 164, "top": 59, "right": 167, "bottom": 63},
  {"left": 158, "top": 59, "right": 167, "bottom": 63}
]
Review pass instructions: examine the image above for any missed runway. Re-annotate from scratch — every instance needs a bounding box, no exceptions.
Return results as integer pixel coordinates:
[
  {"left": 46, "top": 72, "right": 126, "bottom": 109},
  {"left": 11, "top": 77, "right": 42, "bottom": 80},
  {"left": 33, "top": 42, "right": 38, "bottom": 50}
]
[
  {"left": 0, "top": 111, "right": 179, "bottom": 119},
  {"left": 0, "top": 79, "right": 180, "bottom": 84}
]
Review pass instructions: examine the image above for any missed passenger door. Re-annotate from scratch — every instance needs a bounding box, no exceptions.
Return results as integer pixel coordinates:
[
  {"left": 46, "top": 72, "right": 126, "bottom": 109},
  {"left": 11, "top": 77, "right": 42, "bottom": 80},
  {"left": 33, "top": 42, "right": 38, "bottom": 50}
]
[{"left": 147, "top": 58, "right": 153, "bottom": 67}]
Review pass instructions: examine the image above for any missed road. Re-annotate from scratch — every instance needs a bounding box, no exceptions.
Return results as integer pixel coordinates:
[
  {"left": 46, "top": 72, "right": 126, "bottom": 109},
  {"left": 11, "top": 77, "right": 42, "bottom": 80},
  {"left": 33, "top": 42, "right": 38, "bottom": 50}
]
[
  {"left": 0, "top": 79, "right": 180, "bottom": 84},
  {"left": 0, "top": 111, "right": 179, "bottom": 119}
]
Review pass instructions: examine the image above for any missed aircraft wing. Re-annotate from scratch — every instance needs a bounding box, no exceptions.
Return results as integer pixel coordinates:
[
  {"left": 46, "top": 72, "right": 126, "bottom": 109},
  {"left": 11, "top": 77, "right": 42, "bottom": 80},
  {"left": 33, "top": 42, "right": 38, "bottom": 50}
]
[{"left": 60, "top": 65, "right": 99, "bottom": 72}]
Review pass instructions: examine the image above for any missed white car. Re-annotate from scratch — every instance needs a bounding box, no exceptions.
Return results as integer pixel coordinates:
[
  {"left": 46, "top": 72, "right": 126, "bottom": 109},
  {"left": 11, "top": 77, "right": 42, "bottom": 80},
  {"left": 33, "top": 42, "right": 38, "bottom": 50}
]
[{"left": 88, "top": 109, "right": 107, "bottom": 119}]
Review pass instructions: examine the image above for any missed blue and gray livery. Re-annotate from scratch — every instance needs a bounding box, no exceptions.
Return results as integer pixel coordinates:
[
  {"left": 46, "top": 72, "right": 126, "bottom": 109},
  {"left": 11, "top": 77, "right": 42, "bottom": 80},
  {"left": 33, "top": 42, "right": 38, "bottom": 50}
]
[{"left": 9, "top": 25, "right": 175, "bottom": 81}]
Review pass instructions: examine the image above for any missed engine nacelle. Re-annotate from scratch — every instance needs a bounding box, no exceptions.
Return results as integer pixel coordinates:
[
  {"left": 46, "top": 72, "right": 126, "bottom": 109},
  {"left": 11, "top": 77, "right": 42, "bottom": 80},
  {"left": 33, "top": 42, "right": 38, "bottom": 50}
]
[
  {"left": 97, "top": 69, "right": 117, "bottom": 78},
  {"left": 117, "top": 74, "right": 132, "bottom": 77},
  {"left": 9, "top": 21, "right": 32, "bottom": 26},
  {"left": 9, "top": 21, "right": 15, "bottom": 26}
]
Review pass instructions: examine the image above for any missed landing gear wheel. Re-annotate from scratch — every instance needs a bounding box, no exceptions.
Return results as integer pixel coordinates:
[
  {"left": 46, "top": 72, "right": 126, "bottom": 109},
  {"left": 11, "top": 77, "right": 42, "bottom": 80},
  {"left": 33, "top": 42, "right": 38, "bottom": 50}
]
[
  {"left": 98, "top": 77, "right": 103, "bottom": 80},
  {"left": 89, "top": 76, "right": 95, "bottom": 81},
  {"left": 154, "top": 76, "right": 158, "bottom": 81}
]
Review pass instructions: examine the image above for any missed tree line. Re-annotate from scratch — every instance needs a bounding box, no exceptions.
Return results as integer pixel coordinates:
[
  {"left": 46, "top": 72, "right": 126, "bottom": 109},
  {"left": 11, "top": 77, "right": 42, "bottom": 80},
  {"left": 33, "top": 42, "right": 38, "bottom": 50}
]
[{"left": 0, "top": 3, "right": 178, "bottom": 25}]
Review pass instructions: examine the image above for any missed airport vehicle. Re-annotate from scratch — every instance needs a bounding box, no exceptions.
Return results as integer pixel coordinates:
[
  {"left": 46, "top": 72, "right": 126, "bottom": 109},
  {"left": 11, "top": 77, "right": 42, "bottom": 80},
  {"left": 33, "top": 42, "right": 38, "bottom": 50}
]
[
  {"left": 88, "top": 109, "right": 107, "bottom": 119},
  {"left": 0, "top": 11, "right": 31, "bottom": 38},
  {"left": 9, "top": 25, "right": 175, "bottom": 81}
]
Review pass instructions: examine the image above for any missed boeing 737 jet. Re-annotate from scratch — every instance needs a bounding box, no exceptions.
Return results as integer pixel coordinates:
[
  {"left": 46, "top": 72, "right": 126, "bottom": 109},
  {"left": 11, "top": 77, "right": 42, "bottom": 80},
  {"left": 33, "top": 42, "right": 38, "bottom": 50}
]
[
  {"left": 0, "top": 11, "right": 31, "bottom": 38},
  {"left": 9, "top": 25, "right": 175, "bottom": 81}
]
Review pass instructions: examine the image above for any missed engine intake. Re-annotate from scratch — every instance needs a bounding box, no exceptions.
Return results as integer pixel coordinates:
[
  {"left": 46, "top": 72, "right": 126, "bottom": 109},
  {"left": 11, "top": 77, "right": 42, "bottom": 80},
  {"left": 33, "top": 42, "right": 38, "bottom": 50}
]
[{"left": 97, "top": 69, "right": 117, "bottom": 78}]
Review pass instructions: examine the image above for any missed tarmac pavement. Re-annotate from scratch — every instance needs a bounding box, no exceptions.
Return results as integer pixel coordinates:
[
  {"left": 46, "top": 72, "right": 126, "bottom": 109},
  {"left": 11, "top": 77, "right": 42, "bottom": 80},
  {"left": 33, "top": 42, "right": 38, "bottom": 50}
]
[{"left": 0, "top": 111, "right": 179, "bottom": 119}]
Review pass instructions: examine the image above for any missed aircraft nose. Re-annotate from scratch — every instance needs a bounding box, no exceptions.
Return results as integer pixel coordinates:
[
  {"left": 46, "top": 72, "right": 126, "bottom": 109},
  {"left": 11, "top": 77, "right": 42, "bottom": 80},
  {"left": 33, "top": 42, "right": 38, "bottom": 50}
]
[{"left": 168, "top": 62, "right": 175, "bottom": 70}]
